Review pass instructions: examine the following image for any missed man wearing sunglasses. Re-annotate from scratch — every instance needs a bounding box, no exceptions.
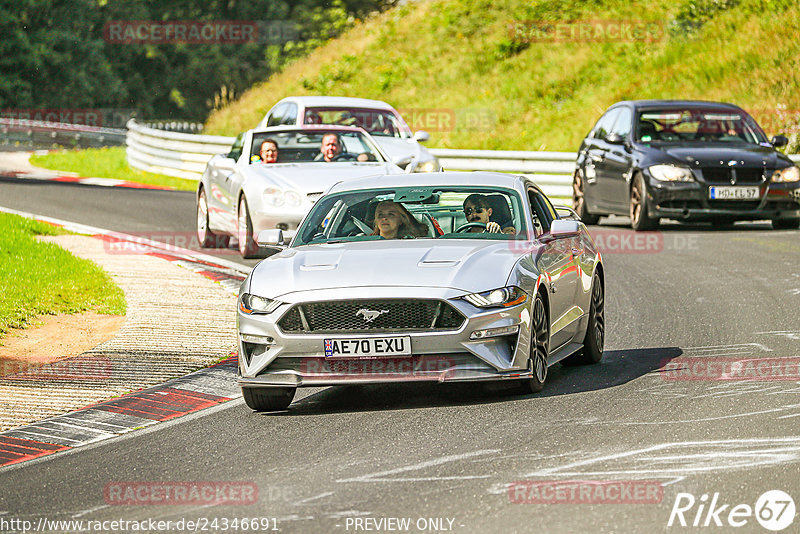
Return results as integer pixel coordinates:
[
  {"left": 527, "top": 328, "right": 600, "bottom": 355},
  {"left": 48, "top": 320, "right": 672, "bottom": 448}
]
[{"left": 462, "top": 194, "right": 516, "bottom": 234}]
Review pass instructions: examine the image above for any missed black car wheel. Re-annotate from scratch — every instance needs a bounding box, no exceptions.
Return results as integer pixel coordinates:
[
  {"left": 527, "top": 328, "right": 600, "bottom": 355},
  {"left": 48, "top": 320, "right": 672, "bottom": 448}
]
[
  {"left": 772, "top": 218, "right": 800, "bottom": 230},
  {"left": 197, "top": 188, "right": 229, "bottom": 248},
  {"left": 563, "top": 273, "right": 604, "bottom": 366},
  {"left": 242, "top": 387, "right": 296, "bottom": 412},
  {"left": 572, "top": 171, "right": 600, "bottom": 225},
  {"left": 519, "top": 293, "right": 548, "bottom": 394},
  {"left": 630, "top": 173, "right": 658, "bottom": 231},
  {"left": 237, "top": 197, "right": 259, "bottom": 258}
]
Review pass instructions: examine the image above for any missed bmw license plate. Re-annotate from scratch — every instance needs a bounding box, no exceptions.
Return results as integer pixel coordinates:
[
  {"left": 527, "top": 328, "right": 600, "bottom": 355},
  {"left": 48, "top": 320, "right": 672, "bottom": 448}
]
[
  {"left": 708, "top": 186, "right": 759, "bottom": 200},
  {"left": 324, "top": 337, "right": 412, "bottom": 358}
]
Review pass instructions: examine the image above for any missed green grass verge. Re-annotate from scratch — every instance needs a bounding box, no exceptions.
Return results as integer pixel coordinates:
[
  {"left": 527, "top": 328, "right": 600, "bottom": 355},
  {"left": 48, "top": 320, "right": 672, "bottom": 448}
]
[
  {"left": 30, "top": 147, "right": 198, "bottom": 192},
  {"left": 0, "top": 212, "right": 127, "bottom": 341},
  {"left": 205, "top": 0, "right": 800, "bottom": 152}
]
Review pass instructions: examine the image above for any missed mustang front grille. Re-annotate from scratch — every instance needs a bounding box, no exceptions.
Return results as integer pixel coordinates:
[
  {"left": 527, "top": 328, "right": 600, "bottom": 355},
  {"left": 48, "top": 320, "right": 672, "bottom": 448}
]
[{"left": 277, "top": 299, "right": 465, "bottom": 334}]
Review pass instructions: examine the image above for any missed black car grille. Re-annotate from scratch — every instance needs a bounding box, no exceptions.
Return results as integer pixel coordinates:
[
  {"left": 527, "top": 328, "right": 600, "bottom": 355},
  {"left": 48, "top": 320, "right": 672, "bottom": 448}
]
[
  {"left": 702, "top": 168, "right": 764, "bottom": 184},
  {"left": 277, "top": 299, "right": 466, "bottom": 334}
]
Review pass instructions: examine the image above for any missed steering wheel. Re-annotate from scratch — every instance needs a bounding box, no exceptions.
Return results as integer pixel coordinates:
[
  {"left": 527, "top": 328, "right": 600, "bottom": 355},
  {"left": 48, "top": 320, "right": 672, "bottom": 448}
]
[
  {"left": 351, "top": 216, "right": 372, "bottom": 234},
  {"left": 331, "top": 152, "right": 358, "bottom": 162},
  {"left": 456, "top": 222, "right": 486, "bottom": 233}
]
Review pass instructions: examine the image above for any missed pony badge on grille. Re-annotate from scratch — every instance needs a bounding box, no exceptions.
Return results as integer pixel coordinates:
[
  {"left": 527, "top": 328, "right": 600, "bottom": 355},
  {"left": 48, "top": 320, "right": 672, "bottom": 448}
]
[{"left": 356, "top": 308, "right": 389, "bottom": 323}]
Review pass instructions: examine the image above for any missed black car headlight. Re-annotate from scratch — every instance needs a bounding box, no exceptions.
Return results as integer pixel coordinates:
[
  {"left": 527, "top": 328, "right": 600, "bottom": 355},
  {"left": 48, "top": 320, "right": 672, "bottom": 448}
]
[
  {"left": 463, "top": 286, "right": 527, "bottom": 308},
  {"left": 649, "top": 164, "right": 695, "bottom": 182},
  {"left": 239, "top": 293, "right": 281, "bottom": 314},
  {"left": 771, "top": 165, "right": 800, "bottom": 183}
]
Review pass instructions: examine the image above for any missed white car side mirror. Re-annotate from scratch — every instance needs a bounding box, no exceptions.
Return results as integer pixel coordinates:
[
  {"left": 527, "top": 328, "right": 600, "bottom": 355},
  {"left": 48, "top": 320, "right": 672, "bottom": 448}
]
[
  {"left": 216, "top": 157, "right": 236, "bottom": 171},
  {"left": 413, "top": 131, "right": 430, "bottom": 143},
  {"left": 256, "top": 229, "right": 285, "bottom": 247}
]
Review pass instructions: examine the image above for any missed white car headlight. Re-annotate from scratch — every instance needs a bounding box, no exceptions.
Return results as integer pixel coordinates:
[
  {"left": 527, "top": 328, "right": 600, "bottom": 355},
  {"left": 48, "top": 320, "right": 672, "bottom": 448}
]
[
  {"left": 771, "top": 166, "right": 800, "bottom": 183},
  {"left": 262, "top": 188, "right": 303, "bottom": 207},
  {"left": 239, "top": 293, "right": 281, "bottom": 315},
  {"left": 649, "top": 164, "right": 695, "bottom": 182},
  {"left": 463, "top": 286, "right": 527, "bottom": 308},
  {"left": 414, "top": 158, "right": 440, "bottom": 173}
]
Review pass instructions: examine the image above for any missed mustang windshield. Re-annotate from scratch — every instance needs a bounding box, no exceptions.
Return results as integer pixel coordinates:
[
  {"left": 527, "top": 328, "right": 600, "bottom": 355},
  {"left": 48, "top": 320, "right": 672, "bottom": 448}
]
[
  {"left": 637, "top": 109, "right": 768, "bottom": 145},
  {"left": 250, "top": 129, "right": 385, "bottom": 164},
  {"left": 294, "top": 187, "right": 527, "bottom": 246}
]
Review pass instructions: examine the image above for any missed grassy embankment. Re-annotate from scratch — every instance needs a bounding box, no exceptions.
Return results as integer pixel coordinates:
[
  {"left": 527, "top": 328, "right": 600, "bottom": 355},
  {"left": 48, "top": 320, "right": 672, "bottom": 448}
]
[
  {"left": 30, "top": 147, "right": 197, "bottom": 192},
  {"left": 0, "top": 213, "right": 126, "bottom": 342},
  {"left": 205, "top": 0, "right": 800, "bottom": 153}
]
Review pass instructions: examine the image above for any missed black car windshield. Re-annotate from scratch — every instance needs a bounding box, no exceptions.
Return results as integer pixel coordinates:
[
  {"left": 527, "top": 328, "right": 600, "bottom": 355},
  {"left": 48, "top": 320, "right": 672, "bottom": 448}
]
[
  {"left": 294, "top": 187, "right": 527, "bottom": 245},
  {"left": 303, "top": 107, "right": 408, "bottom": 138},
  {"left": 636, "top": 109, "right": 768, "bottom": 145},
  {"left": 249, "top": 129, "right": 385, "bottom": 164}
]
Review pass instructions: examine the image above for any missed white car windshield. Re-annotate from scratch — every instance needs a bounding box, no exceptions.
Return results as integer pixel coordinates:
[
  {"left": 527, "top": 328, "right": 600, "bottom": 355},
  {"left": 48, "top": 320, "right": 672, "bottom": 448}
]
[
  {"left": 294, "top": 187, "right": 528, "bottom": 245},
  {"left": 250, "top": 130, "right": 385, "bottom": 164},
  {"left": 303, "top": 107, "right": 407, "bottom": 138}
]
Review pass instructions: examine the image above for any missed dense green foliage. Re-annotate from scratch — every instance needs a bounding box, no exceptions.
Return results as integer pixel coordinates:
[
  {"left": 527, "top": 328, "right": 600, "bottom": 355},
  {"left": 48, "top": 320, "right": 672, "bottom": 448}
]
[
  {"left": 0, "top": 213, "right": 126, "bottom": 338},
  {"left": 1, "top": 0, "right": 395, "bottom": 121},
  {"left": 206, "top": 0, "right": 800, "bottom": 151}
]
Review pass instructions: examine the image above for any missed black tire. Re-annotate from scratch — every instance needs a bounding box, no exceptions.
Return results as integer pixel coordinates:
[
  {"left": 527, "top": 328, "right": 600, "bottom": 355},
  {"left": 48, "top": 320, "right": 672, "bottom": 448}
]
[
  {"left": 237, "top": 197, "right": 259, "bottom": 259},
  {"left": 197, "top": 188, "right": 230, "bottom": 248},
  {"left": 572, "top": 170, "right": 600, "bottom": 225},
  {"left": 518, "top": 293, "right": 549, "bottom": 394},
  {"left": 563, "top": 273, "right": 604, "bottom": 366},
  {"left": 242, "top": 387, "right": 295, "bottom": 412},
  {"left": 630, "top": 173, "right": 658, "bottom": 231},
  {"left": 772, "top": 218, "right": 800, "bottom": 230}
]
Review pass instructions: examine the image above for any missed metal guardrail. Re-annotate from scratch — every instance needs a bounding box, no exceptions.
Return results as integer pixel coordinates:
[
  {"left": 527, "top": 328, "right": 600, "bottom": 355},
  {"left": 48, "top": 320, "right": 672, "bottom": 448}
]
[
  {"left": 0, "top": 118, "right": 127, "bottom": 150},
  {"left": 124, "top": 120, "right": 576, "bottom": 199},
  {"left": 125, "top": 120, "right": 800, "bottom": 200}
]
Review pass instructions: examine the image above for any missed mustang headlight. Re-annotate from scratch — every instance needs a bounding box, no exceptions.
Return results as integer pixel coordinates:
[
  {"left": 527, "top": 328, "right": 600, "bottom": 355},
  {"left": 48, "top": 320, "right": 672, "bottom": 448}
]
[
  {"left": 263, "top": 188, "right": 303, "bottom": 207},
  {"left": 463, "top": 286, "right": 527, "bottom": 308},
  {"left": 771, "top": 165, "right": 800, "bottom": 183},
  {"left": 649, "top": 164, "right": 695, "bottom": 182},
  {"left": 239, "top": 293, "right": 281, "bottom": 315}
]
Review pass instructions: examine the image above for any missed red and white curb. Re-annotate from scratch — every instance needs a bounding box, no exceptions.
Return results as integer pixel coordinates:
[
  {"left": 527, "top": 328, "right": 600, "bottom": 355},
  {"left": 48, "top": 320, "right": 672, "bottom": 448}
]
[
  {"left": 0, "top": 208, "right": 253, "bottom": 468},
  {"left": 0, "top": 170, "right": 176, "bottom": 190},
  {"left": 0, "top": 356, "right": 239, "bottom": 467}
]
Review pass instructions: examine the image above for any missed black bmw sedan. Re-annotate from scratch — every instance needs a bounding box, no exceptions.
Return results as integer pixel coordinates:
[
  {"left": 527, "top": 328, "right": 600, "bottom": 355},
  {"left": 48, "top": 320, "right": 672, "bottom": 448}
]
[{"left": 573, "top": 100, "right": 800, "bottom": 230}]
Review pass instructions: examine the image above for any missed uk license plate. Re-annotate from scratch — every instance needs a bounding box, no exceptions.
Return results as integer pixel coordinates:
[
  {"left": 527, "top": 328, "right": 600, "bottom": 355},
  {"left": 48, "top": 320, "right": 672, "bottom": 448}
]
[
  {"left": 708, "top": 186, "right": 759, "bottom": 200},
  {"left": 324, "top": 336, "right": 412, "bottom": 358}
]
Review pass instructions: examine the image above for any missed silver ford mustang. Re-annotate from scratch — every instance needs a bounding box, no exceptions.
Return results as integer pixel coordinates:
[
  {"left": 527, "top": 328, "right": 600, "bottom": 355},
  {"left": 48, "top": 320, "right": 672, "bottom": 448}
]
[
  {"left": 196, "top": 125, "right": 403, "bottom": 258},
  {"left": 237, "top": 172, "right": 605, "bottom": 411}
]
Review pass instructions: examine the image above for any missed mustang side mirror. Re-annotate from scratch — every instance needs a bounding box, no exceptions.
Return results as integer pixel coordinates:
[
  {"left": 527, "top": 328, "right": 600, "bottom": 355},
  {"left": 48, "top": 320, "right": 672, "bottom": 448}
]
[
  {"left": 605, "top": 133, "right": 626, "bottom": 145},
  {"left": 771, "top": 135, "right": 788, "bottom": 148},
  {"left": 549, "top": 219, "right": 581, "bottom": 237},
  {"left": 256, "top": 229, "right": 285, "bottom": 249}
]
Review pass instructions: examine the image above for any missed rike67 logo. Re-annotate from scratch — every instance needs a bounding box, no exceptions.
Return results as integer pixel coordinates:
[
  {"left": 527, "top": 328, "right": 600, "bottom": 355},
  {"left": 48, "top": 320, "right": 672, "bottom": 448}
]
[{"left": 668, "top": 490, "right": 796, "bottom": 531}]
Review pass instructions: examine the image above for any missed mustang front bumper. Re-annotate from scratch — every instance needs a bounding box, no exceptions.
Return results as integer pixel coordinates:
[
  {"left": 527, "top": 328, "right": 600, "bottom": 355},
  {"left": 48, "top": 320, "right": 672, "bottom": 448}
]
[{"left": 237, "top": 286, "right": 534, "bottom": 387}]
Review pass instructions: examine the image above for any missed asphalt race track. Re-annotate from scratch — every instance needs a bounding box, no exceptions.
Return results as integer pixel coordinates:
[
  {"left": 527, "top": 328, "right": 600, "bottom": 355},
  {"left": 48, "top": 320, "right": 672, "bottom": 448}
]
[{"left": 1, "top": 177, "right": 799, "bottom": 533}]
